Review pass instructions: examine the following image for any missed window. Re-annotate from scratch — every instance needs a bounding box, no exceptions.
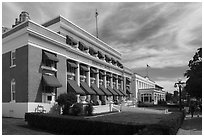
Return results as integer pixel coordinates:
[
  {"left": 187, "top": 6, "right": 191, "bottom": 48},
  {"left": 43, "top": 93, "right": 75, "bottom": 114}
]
[
  {"left": 10, "top": 50, "right": 16, "bottom": 67},
  {"left": 11, "top": 79, "right": 16, "bottom": 101},
  {"left": 47, "top": 96, "right": 52, "bottom": 101}
]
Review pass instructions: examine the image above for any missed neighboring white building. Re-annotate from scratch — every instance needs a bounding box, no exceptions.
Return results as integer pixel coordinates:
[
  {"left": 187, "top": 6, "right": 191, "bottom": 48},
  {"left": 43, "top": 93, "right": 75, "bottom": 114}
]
[{"left": 132, "top": 73, "right": 166, "bottom": 104}]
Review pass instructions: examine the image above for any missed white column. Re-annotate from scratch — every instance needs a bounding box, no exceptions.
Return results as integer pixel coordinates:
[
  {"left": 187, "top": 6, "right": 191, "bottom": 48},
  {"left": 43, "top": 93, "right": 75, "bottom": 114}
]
[
  {"left": 124, "top": 77, "right": 126, "bottom": 93},
  {"left": 116, "top": 75, "right": 118, "bottom": 89},
  {"left": 76, "top": 62, "right": 80, "bottom": 86},
  {"left": 104, "top": 71, "right": 107, "bottom": 88},
  {"left": 110, "top": 73, "right": 113, "bottom": 88},
  {"left": 96, "top": 69, "right": 99, "bottom": 88},
  {"left": 86, "top": 66, "right": 90, "bottom": 86}
]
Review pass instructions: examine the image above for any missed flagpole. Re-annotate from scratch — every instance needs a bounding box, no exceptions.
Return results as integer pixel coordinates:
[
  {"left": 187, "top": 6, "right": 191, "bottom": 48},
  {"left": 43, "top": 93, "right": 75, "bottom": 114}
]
[
  {"left": 146, "top": 64, "right": 149, "bottom": 78},
  {"left": 95, "top": 9, "right": 99, "bottom": 38}
]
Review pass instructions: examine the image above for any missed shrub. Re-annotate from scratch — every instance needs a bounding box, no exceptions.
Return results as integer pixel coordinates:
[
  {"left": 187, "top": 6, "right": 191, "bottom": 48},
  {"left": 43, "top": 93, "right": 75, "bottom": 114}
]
[
  {"left": 85, "top": 103, "right": 94, "bottom": 116},
  {"left": 158, "top": 100, "right": 167, "bottom": 106},
  {"left": 56, "top": 92, "right": 77, "bottom": 115},
  {"left": 71, "top": 103, "right": 83, "bottom": 116}
]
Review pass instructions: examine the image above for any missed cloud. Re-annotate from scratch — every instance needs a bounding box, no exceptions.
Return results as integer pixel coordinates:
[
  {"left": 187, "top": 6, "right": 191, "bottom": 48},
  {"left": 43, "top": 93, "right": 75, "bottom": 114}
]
[{"left": 2, "top": 2, "right": 201, "bottom": 93}]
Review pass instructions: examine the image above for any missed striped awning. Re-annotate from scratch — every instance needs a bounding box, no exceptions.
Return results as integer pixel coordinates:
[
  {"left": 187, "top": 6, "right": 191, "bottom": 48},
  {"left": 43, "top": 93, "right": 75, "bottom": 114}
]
[
  {"left": 107, "top": 86, "right": 119, "bottom": 96},
  {"left": 80, "top": 82, "right": 96, "bottom": 95},
  {"left": 113, "top": 88, "right": 123, "bottom": 96},
  {"left": 43, "top": 75, "right": 62, "bottom": 88},
  {"left": 100, "top": 85, "right": 112, "bottom": 96},
  {"left": 91, "top": 84, "right": 105, "bottom": 96},
  {"left": 67, "top": 80, "right": 86, "bottom": 95}
]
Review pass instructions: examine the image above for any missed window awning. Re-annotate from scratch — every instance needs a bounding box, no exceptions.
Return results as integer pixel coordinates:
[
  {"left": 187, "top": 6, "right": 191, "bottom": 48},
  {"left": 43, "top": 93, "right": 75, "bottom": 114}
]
[
  {"left": 67, "top": 80, "right": 86, "bottom": 95},
  {"left": 99, "top": 71, "right": 105, "bottom": 76},
  {"left": 90, "top": 68, "right": 98, "bottom": 74},
  {"left": 100, "top": 85, "right": 112, "bottom": 96},
  {"left": 126, "top": 88, "right": 132, "bottom": 94},
  {"left": 106, "top": 73, "right": 112, "bottom": 78},
  {"left": 112, "top": 74, "right": 118, "bottom": 79},
  {"left": 44, "top": 51, "right": 59, "bottom": 62},
  {"left": 91, "top": 84, "right": 105, "bottom": 96},
  {"left": 118, "top": 76, "right": 124, "bottom": 81},
  {"left": 89, "top": 47, "right": 97, "bottom": 55},
  {"left": 43, "top": 75, "right": 62, "bottom": 88},
  {"left": 105, "top": 55, "right": 111, "bottom": 61},
  {"left": 107, "top": 86, "right": 119, "bottom": 96},
  {"left": 66, "top": 35, "right": 78, "bottom": 45},
  {"left": 98, "top": 51, "right": 105, "bottom": 58},
  {"left": 79, "top": 42, "right": 88, "bottom": 50},
  {"left": 67, "top": 62, "right": 78, "bottom": 68},
  {"left": 80, "top": 65, "right": 89, "bottom": 72},
  {"left": 119, "top": 89, "right": 128, "bottom": 96},
  {"left": 126, "top": 77, "right": 131, "bottom": 82},
  {"left": 80, "top": 82, "right": 96, "bottom": 95},
  {"left": 113, "top": 88, "right": 123, "bottom": 96}
]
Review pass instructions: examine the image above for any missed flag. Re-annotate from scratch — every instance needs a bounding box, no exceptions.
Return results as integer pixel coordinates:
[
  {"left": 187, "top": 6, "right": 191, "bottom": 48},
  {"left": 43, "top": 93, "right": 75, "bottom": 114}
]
[
  {"left": 147, "top": 64, "right": 150, "bottom": 68},
  {"left": 95, "top": 9, "right": 98, "bottom": 17}
]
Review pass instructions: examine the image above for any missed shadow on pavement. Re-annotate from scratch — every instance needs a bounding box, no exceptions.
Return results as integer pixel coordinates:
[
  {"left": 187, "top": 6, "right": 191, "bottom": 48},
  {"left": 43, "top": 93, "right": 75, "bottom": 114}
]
[{"left": 180, "top": 116, "right": 202, "bottom": 131}]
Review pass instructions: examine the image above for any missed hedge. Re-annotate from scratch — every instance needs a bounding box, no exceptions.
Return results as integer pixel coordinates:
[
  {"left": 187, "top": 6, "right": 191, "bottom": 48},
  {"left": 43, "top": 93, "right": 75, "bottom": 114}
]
[{"left": 25, "top": 111, "right": 185, "bottom": 135}]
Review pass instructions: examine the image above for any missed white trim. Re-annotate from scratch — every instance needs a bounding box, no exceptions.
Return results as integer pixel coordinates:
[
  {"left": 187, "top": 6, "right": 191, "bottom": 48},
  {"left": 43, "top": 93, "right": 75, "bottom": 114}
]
[
  {"left": 27, "top": 29, "right": 123, "bottom": 72},
  {"left": 10, "top": 50, "right": 16, "bottom": 67},
  {"left": 27, "top": 42, "right": 124, "bottom": 76}
]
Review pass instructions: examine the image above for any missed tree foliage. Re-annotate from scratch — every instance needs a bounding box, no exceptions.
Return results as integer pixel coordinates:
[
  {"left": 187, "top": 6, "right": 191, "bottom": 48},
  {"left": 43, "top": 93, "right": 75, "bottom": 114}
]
[{"left": 184, "top": 48, "right": 202, "bottom": 98}]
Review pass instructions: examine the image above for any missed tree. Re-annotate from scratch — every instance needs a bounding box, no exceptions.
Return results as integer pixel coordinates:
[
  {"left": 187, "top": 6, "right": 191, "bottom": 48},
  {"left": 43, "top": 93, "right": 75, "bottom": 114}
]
[{"left": 184, "top": 48, "right": 202, "bottom": 99}]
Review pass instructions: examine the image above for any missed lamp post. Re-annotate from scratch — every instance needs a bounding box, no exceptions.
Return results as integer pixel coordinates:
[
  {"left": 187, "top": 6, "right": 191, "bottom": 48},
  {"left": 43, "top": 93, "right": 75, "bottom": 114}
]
[{"left": 174, "top": 79, "right": 185, "bottom": 111}]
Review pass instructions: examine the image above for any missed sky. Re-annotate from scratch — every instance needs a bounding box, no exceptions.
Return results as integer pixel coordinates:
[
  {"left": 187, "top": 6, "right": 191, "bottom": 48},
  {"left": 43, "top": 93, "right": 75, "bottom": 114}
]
[{"left": 2, "top": 2, "right": 202, "bottom": 93}]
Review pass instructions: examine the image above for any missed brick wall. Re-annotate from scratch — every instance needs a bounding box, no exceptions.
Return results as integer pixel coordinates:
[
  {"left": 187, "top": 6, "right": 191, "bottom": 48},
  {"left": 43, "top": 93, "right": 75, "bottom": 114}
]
[{"left": 2, "top": 45, "right": 28, "bottom": 102}]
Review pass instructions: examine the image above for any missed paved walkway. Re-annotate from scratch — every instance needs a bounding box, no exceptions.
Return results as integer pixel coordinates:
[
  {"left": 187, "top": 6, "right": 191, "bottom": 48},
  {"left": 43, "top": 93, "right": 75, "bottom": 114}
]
[{"left": 177, "top": 114, "right": 202, "bottom": 135}]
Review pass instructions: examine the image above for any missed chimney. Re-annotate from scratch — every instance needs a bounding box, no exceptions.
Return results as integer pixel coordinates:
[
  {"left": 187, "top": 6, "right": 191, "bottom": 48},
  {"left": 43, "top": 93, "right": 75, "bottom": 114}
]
[{"left": 12, "top": 11, "right": 30, "bottom": 28}]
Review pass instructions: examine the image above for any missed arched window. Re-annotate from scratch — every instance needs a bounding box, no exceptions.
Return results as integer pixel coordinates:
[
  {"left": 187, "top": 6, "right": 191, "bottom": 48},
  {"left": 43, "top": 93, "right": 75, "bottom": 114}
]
[{"left": 11, "top": 79, "right": 16, "bottom": 102}]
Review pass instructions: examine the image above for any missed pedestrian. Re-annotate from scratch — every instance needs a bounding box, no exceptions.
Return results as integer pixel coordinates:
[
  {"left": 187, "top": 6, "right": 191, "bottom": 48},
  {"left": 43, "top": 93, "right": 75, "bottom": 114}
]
[{"left": 190, "top": 102, "right": 195, "bottom": 118}]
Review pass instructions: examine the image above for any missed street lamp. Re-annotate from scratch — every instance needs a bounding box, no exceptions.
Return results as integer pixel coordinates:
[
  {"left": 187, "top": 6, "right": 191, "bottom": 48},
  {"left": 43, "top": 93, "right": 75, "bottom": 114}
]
[{"left": 174, "top": 79, "right": 185, "bottom": 111}]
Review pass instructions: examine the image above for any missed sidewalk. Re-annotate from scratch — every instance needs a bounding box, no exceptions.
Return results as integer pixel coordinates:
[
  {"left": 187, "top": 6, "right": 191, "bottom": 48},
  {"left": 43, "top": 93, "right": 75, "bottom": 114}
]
[{"left": 177, "top": 114, "right": 202, "bottom": 135}]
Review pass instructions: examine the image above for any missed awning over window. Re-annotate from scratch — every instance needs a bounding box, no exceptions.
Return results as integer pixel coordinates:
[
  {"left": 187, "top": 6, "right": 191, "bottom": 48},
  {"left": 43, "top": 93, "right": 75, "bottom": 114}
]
[
  {"left": 44, "top": 51, "right": 59, "bottom": 62},
  {"left": 91, "top": 84, "right": 105, "bottom": 96},
  {"left": 89, "top": 47, "right": 97, "bottom": 55},
  {"left": 90, "top": 68, "right": 98, "bottom": 74},
  {"left": 107, "top": 86, "right": 119, "bottom": 96},
  {"left": 100, "top": 85, "right": 112, "bottom": 96},
  {"left": 112, "top": 74, "right": 118, "bottom": 79},
  {"left": 105, "top": 55, "right": 111, "bottom": 61},
  {"left": 99, "top": 71, "right": 105, "bottom": 76},
  {"left": 126, "top": 88, "right": 132, "bottom": 94},
  {"left": 113, "top": 88, "right": 123, "bottom": 96},
  {"left": 67, "top": 62, "right": 78, "bottom": 68},
  {"left": 118, "top": 76, "right": 124, "bottom": 81},
  {"left": 67, "top": 80, "right": 86, "bottom": 95},
  {"left": 79, "top": 42, "right": 88, "bottom": 50},
  {"left": 66, "top": 35, "right": 78, "bottom": 45},
  {"left": 80, "top": 82, "right": 96, "bottom": 95},
  {"left": 43, "top": 75, "right": 62, "bottom": 88},
  {"left": 98, "top": 51, "right": 105, "bottom": 59},
  {"left": 119, "top": 89, "right": 128, "bottom": 96},
  {"left": 126, "top": 77, "right": 131, "bottom": 82},
  {"left": 106, "top": 73, "right": 112, "bottom": 78},
  {"left": 80, "top": 65, "right": 89, "bottom": 72}
]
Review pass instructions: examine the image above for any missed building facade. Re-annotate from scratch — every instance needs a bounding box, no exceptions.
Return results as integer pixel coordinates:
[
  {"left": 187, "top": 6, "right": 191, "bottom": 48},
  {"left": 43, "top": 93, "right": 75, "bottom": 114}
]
[
  {"left": 2, "top": 12, "right": 133, "bottom": 118},
  {"left": 132, "top": 73, "right": 166, "bottom": 105}
]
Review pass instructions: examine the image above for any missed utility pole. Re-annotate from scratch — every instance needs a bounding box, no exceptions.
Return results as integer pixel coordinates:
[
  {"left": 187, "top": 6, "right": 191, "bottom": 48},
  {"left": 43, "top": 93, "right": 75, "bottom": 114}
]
[
  {"left": 174, "top": 79, "right": 185, "bottom": 111},
  {"left": 95, "top": 9, "right": 99, "bottom": 38}
]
